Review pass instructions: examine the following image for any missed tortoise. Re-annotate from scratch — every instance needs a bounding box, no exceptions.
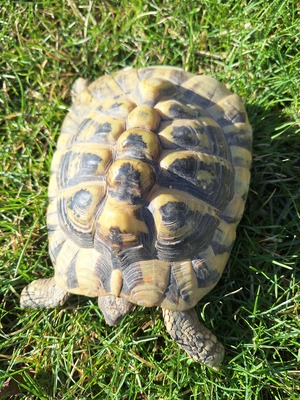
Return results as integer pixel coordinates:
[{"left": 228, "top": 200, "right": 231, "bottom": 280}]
[{"left": 20, "top": 66, "right": 252, "bottom": 367}]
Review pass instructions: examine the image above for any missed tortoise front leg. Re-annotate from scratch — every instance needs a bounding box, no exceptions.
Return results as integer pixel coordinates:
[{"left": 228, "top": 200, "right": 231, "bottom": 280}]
[
  {"left": 162, "top": 308, "right": 224, "bottom": 368},
  {"left": 20, "top": 278, "right": 70, "bottom": 308}
]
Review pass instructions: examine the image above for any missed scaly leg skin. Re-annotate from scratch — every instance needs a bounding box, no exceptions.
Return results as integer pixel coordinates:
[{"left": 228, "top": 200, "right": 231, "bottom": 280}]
[
  {"left": 20, "top": 278, "right": 70, "bottom": 308},
  {"left": 98, "top": 295, "right": 133, "bottom": 326},
  {"left": 162, "top": 308, "right": 224, "bottom": 368}
]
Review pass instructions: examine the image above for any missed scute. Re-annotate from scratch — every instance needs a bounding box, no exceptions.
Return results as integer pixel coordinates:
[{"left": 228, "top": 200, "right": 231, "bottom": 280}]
[
  {"left": 116, "top": 128, "right": 161, "bottom": 161},
  {"left": 107, "top": 159, "right": 155, "bottom": 203},
  {"left": 58, "top": 182, "right": 106, "bottom": 247},
  {"left": 48, "top": 66, "right": 252, "bottom": 311},
  {"left": 57, "top": 144, "right": 112, "bottom": 188},
  {"left": 149, "top": 190, "right": 220, "bottom": 261}
]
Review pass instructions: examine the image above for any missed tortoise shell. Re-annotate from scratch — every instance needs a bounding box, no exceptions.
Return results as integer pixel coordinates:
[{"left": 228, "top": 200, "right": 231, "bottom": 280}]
[{"left": 47, "top": 66, "right": 252, "bottom": 312}]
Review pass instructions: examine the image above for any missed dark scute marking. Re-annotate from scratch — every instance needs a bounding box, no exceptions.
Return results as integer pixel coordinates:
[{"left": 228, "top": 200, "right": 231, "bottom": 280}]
[
  {"left": 115, "top": 245, "right": 154, "bottom": 273},
  {"left": 58, "top": 151, "right": 73, "bottom": 188},
  {"left": 241, "top": 192, "right": 248, "bottom": 201},
  {"left": 156, "top": 202, "right": 219, "bottom": 261},
  {"left": 125, "top": 134, "right": 147, "bottom": 150},
  {"left": 168, "top": 103, "right": 200, "bottom": 119},
  {"left": 109, "top": 227, "right": 124, "bottom": 247},
  {"left": 169, "top": 157, "right": 198, "bottom": 182},
  {"left": 180, "top": 289, "right": 190, "bottom": 303},
  {"left": 136, "top": 206, "right": 156, "bottom": 246},
  {"left": 49, "top": 240, "right": 65, "bottom": 263},
  {"left": 203, "top": 125, "right": 229, "bottom": 159},
  {"left": 192, "top": 261, "right": 221, "bottom": 288},
  {"left": 210, "top": 240, "right": 233, "bottom": 255},
  {"left": 170, "top": 70, "right": 188, "bottom": 85},
  {"left": 96, "top": 122, "right": 112, "bottom": 133},
  {"left": 159, "top": 159, "right": 234, "bottom": 210},
  {"left": 218, "top": 110, "right": 246, "bottom": 128},
  {"left": 47, "top": 224, "right": 58, "bottom": 233},
  {"left": 58, "top": 196, "right": 94, "bottom": 248},
  {"left": 158, "top": 171, "right": 200, "bottom": 204},
  {"left": 81, "top": 153, "right": 102, "bottom": 174},
  {"left": 121, "top": 262, "right": 144, "bottom": 297},
  {"left": 171, "top": 123, "right": 230, "bottom": 160},
  {"left": 77, "top": 118, "right": 91, "bottom": 132},
  {"left": 76, "top": 119, "right": 112, "bottom": 140},
  {"left": 94, "top": 205, "right": 155, "bottom": 262},
  {"left": 68, "top": 189, "right": 93, "bottom": 214},
  {"left": 180, "top": 88, "right": 214, "bottom": 109},
  {"left": 224, "top": 128, "right": 252, "bottom": 151},
  {"left": 164, "top": 270, "right": 179, "bottom": 304},
  {"left": 67, "top": 253, "right": 79, "bottom": 289},
  {"left": 59, "top": 152, "right": 106, "bottom": 188},
  {"left": 116, "top": 162, "right": 141, "bottom": 184},
  {"left": 180, "top": 86, "right": 248, "bottom": 128},
  {"left": 168, "top": 156, "right": 217, "bottom": 196},
  {"left": 220, "top": 214, "right": 239, "bottom": 224},
  {"left": 164, "top": 266, "right": 191, "bottom": 305},
  {"left": 94, "top": 252, "right": 112, "bottom": 293},
  {"left": 227, "top": 108, "right": 246, "bottom": 124},
  {"left": 110, "top": 102, "right": 123, "bottom": 110},
  {"left": 171, "top": 125, "right": 200, "bottom": 148},
  {"left": 104, "top": 219, "right": 155, "bottom": 261},
  {"left": 110, "top": 162, "right": 143, "bottom": 203},
  {"left": 160, "top": 201, "right": 192, "bottom": 231}
]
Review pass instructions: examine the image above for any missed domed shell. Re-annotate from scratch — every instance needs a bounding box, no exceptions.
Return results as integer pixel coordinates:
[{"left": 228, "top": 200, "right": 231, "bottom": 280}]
[{"left": 47, "top": 66, "right": 252, "bottom": 311}]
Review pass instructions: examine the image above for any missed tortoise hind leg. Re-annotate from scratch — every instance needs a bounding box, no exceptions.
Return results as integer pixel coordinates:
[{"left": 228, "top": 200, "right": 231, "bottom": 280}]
[
  {"left": 162, "top": 308, "right": 224, "bottom": 368},
  {"left": 20, "top": 278, "right": 70, "bottom": 308},
  {"left": 98, "top": 295, "right": 133, "bottom": 326}
]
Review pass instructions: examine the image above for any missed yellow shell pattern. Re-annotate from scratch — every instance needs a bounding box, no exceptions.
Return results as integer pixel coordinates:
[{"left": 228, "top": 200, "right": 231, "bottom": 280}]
[{"left": 47, "top": 67, "right": 252, "bottom": 311}]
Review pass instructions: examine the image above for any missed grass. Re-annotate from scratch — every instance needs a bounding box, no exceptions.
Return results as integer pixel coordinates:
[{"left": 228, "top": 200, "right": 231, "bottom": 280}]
[{"left": 1, "top": 0, "right": 299, "bottom": 398}]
